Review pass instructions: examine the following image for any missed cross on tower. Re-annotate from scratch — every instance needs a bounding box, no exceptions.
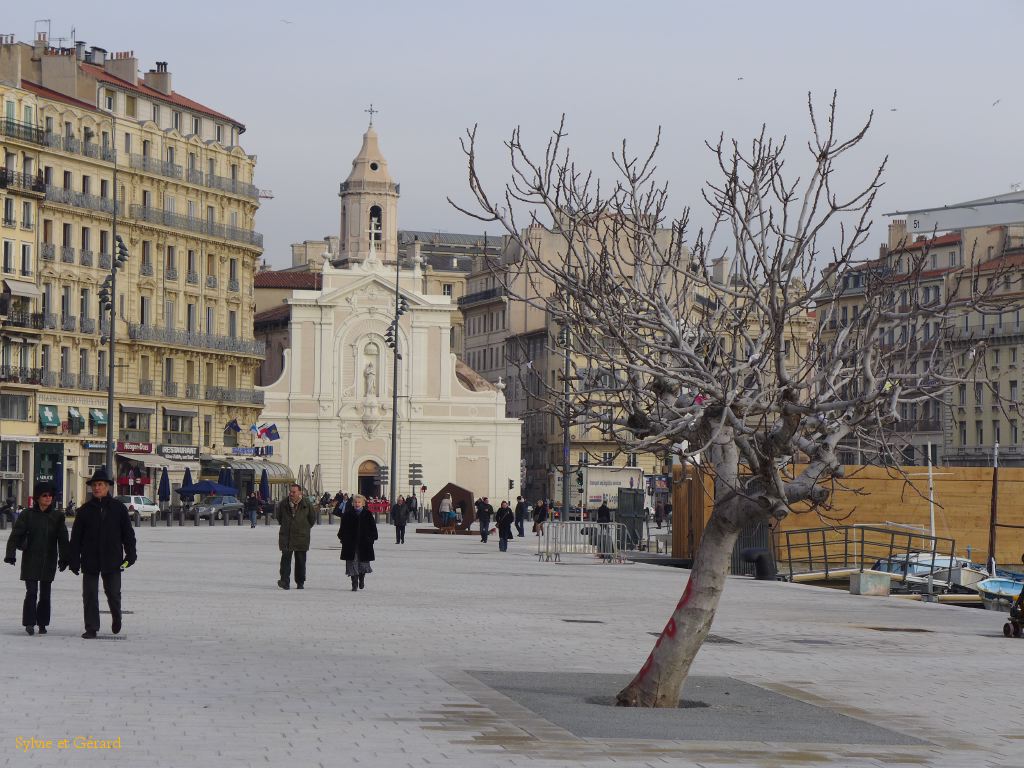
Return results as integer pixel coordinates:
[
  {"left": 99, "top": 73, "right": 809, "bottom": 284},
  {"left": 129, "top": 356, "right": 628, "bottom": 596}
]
[{"left": 365, "top": 103, "right": 378, "bottom": 126}]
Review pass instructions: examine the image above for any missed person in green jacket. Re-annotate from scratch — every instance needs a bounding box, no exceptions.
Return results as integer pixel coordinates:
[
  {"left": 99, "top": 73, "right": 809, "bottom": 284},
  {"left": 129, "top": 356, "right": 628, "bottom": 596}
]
[
  {"left": 4, "top": 482, "right": 69, "bottom": 635},
  {"left": 276, "top": 483, "right": 317, "bottom": 590}
]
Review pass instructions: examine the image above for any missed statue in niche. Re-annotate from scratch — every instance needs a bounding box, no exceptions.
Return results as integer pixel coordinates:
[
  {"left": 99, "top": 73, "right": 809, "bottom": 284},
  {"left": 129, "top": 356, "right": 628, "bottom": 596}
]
[{"left": 364, "top": 362, "right": 377, "bottom": 398}]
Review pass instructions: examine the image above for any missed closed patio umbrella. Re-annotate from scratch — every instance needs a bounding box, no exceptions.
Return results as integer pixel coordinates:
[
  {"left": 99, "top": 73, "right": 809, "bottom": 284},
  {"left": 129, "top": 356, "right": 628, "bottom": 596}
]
[
  {"left": 180, "top": 467, "right": 194, "bottom": 503},
  {"left": 157, "top": 467, "right": 171, "bottom": 506},
  {"left": 259, "top": 468, "right": 271, "bottom": 502}
]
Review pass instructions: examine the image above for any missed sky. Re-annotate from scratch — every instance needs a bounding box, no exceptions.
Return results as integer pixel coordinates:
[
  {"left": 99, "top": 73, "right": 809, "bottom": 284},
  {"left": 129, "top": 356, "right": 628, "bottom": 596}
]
[{"left": 9, "top": 1, "right": 1024, "bottom": 267}]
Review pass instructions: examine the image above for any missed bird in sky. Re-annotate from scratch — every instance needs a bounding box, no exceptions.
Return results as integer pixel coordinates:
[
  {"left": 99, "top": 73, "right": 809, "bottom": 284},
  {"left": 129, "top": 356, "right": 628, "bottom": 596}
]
[
  {"left": 736, "top": 76, "right": 744, "bottom": 81},
  {"left": 890, "top": 108, "right": 898, "bottom": 112},
  {"left": 281, "top": 18, "right": 293, "bottom": 24},
  {"left": 993, "top": 98, "right": 1002, "bottom": 107}
]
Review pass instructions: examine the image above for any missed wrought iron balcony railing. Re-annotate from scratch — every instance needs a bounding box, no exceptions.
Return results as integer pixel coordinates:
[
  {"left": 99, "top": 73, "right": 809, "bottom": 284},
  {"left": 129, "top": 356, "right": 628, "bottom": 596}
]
[
  {"left": 128, "top": 205, "right": 263, "bottom": 248},
  {"left": 81, "top": 142, "right": 116, "bottom": 162},
  {"left": 40, "top": 370, "right": 56, "bottom": 386},
  {"left": 128, "top": 153, "right": 183, "bottom": 179},
  {"left": 61, "top": 314, "right": 77, "bottom": 331},
  {"left": 228, "top": 278, "right": 239, "bottom": 292},
  {"left": 45, "top": 185, "right": 121, "bottom": 215},
  {"left": 165, "top": 266, "right": 179, "bottom": 280},
  {"left": 206, "top": 275, "right": 218, "bottom": 288},
  {"left": 96, "top": 375, "right": 109, "bottom": 391},
  {"left": 78, "top": 373, "right": 95, "bottom": 390},
  {"left": 80, "top": 249, "right": 93, "bottom": 267},
  {"left": 185, "top": 383, "right": 201, "bottom": 398},
  {"left": 99, "top": 252, "right": 111, "bottom": 269},
  {"left": 0, "top": 168, "right": 46, "bottom": 195},
  {"left": 61, "top": 245, "right": 75, "bottom": 263},
  {"left": 42, "top": 313, "right": 57, "bottom": 329},
  {"left": 186, "top": 270, "right": 199, "bottom": 284},
  {"left": 41, "top": 243, "right": 55, "bottom": 261},
  {"left": 3, "top": 311, "right": 45, "bottom": 330},
  {"left": 457, "top": 286, "right": 506, "bottom": 308},
  {"left": 140, "top": 262, "right": 154, "bottom": 277},
  {"left": 80, "top": 317, "right": 96, "bottom": 334},
  {"left": 126, "top": 323, "right": 266, "bottom": 356},
  {"left": 1, "top": 118, "right": 47, "bottom": 145},
  {"left": 204, "top": 172, "right": 259, "bottom": 199},
  {"left": 163, "top": 380, "right": 178, "bottom": 397},
  {"left": 59, "top": 372, "right": 76, "bottom": 388},
  {"left": 139, "top": 379, "right": 155, "bottom": 395},
  {"left": 0, "top": 365, "right": 43, "bottom": 383},
  {"left": 204, "top": 386, "right": 265, "bottom": 405}
]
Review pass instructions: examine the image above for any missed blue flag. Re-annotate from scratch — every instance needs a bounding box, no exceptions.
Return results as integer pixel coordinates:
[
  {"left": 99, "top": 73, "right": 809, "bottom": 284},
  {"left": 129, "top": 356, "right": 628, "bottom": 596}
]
[
  {"left": 265, "top": 424, "right": 281, "bottom": 441},
  {"left": 226, "top": 418, "right": 241, "bottom": 433}
]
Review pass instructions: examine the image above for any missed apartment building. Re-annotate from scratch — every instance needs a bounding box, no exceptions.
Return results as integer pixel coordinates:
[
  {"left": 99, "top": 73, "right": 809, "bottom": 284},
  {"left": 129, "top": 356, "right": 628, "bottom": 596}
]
[{"left": 0, "top": 33, "right": 265, "bottom": 505}]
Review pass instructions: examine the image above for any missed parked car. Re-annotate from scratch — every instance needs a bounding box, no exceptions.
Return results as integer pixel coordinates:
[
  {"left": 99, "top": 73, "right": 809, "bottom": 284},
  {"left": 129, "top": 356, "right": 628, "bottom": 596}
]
[
  {"left": 192, "top": 495, "right": 243, "bottom": 520},
  {"left": 115, "top": 495, "right": 160, "bottom": 520}
]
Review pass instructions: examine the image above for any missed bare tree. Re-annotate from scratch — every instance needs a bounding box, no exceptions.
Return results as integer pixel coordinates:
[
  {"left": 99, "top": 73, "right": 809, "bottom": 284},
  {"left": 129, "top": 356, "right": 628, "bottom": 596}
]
[{"left": 452, "top": 94, "right": 1017, "bottom": 708}]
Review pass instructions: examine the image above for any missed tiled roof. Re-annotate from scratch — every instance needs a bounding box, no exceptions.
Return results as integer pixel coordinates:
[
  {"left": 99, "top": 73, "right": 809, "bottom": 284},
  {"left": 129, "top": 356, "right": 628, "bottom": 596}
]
[
  {"left": 21, "top": 80, "right": 97, "bottom": 111},
  {"left": 81, "top": 63, "right": 241, "bottom": 127},
  {"left": 399, "top": 229, "right": 504, "bottom": 248},
  {"left": 254, "top": 305, "right": 292, "bottom": 325},
  {"left": 891, "top": 232, "right": 961, "bottom": 253},
  {"left": 254, "top": 271, "right": 323, "bottom": 289},
  {"left": 977, "top": 251, "right": 1024, "bottom": 271}
]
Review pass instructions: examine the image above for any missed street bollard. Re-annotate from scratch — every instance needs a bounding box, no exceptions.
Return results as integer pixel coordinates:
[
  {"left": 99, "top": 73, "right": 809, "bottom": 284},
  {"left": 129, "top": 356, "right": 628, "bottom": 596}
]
[
  {"left": 208, "top": 513, "right": 214, "bottom": 527},
  {"left": 133, "top": 511, "right": 141, "bottom": 527},
  {"left": 166, "top": 509, "right": 172, "bottom": 527},
  {"left": 150, "top": 510, "right": 156, "bottom": 527},
  {"left": 236, "top": 511, "right": 242, "bottom": 526}
]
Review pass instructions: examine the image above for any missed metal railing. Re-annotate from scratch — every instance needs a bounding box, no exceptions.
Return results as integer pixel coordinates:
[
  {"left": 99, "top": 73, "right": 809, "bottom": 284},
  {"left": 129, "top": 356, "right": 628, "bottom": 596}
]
[
  {"left": 99, "top": 252, "right": 111, "bottom": 269},
  {"left": 536, "top": 521, "right": 628, "bottom": 563},
  {"left": 78, "top": 373, "right": 95, "bottom": 390},
  {"left": 43, "top": 131, "right": 116, "bottom": 162},
  {"left": 163, "top": 380, "right": 178, "bottom": 397},
  {"left": 126, "top": 323, "right": 266, "bottom": 356},
  {"left": 81, "top": 142, "right": 116, "bottom": 162},
  {"left": 228, "top": 278, "right": 239, "bottom": 292},
  {"left": 773, "top": 525, "right": 958, "bottom": 591},
  {"left": 40, "top": 370, "right": 56, "bottom": 386},
  {"left": 0, "top": 365, "right": 43, "bottom": 383},
  {"left": 185, "top": 383, "right": 201, "bottom": 398},
  {"left": 61, "top": 246, "right": 75, "bottom": 263},
  {"left": 128, "top": 153, "right": 183, "bottom": 179},
  {"left": 165, "top": 266, "right": 179, "bottom": 280},
  {"left": 204, "top": 172, "right": 259, "bottom": 199},
  {"left": 3, "top": 311, "right": 45, "bottom": 329},
  {"left": 59, "top": 372, "right": 76, "bottom": 388},
  {"left": 339, "top": 179, "right": 399, "bottom": 195},
  {"left": 41, "top": 243, "right": 55, "bottom": 261},
  {"left": 204, "top": 385, "right": 265, "bottom": 404},
  {"left": 120, "top": 430, "right": 150, "bottom": 443},
  {"left": 140, "top": 262, "right": 154, "bottom": 276},
  {"left": 458, "top": 286, "right": 506, "bottom": 307},
  {"left": 1, "top": 118, "right": 47, "bottom": 145},
  {"left": 2, "top": 216, "right": 14, "bottom": 227},
  {"left": 186, "top": 270, "right": 199, "bottom": 285},
  {"left": 139, "top": 379, "right": 154, "bottom": 395},
  {"left": 45, "top": 185, "right": 121, "bottom": 215},
  {"left": 42, "top": 313, "right": 57, "bottom": 329},
  {"left": 206, "top": 275, "right": 217, "bottom": 288},
  {"left": 80, "top": 317, "right": 96, "bottom": 334},
  {"left": 61, "top": 314, "right": 77, "bottom": 331},
  {"left": 80, "top": 249, "right": 93, "bottom": 267},
  {"left": 128, "top": 205, "right": 263, "bottom": 248},
  {"left": 0, "top": 169, "right": 46, "bottom": 194},
  {"left": 96, "top": 375, "right": 109, "bottom": 391}
]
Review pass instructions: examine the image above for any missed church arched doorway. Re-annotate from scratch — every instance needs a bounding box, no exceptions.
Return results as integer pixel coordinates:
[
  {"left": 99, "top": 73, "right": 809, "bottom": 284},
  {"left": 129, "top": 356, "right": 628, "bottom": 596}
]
[{"left": 357, "top": 459, "right": 381, "bottom": 498}]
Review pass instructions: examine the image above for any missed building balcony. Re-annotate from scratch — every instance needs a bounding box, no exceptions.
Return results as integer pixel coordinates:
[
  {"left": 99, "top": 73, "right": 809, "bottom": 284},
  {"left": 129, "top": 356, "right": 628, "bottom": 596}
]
[
  {"left": 0, "top": 168, "right": 46, "bottom": 196},
  {"left": 2, "top": 216, "right": 14, "bottom": 228},
  {"left": 185, "top": 383, "right": 201, "bottom": 398},
  {"left": 20, "top": 218, "right": 33, "bottom": 231},
  {"left": 80, "top": 317, "right": 96, "bottom": 334},
  {"left": 204, "top": 172, "right": 259, "bottom": 199},
  {"left": 139, "top": 379, "right": 154, "bottom": 395},
  {"left": 80, "top": 249, "right": 94, "bottom": 267},
  {"left": 61, "top": 314, "right": 77, "bottom": 332},
  {"left": 43, "top": 132, "right": 116, "bottom": 163},
  {"left": 42, "top": 313, "right": 57, "bottom": 329},
  {"left": 228, "top": 278, "right": 239, "bottom": 292},
  {"left": 81, "top": 142, "right": 116, "bottom": 163},
  {"left": 97, "top": 375, "right": 109, "bottom": 391},
  {"left": 41, "top": 243, "right": 55, "bottom": 261},
  {"left": 163, "top": 380, "right": 178, "bottom": 397},
  {"left": 40, "top": 370, "right": 56, "bottom": 386},
  {"left": 99, "top": 252, "right": 111, "bottom": 269},
  {"left": 78, "top": 373, "right": 95, "bottom": 390},
  {"left": 892, "top": 419, "right": 942, "bottom": 433},
  {"left": 165, "top": 266, "right": 179, "bottom": 280},
  {"left": 128, "top": 153, "right": 183, "bottom": 180},
  {"left": 0, "top": 365, "right": 43, "bottom": 384},
  {"left": 59, "top": 372, "right": 76, "bottom": 388},
  {"left": 61, "top": 246, "right": 75, "bottom": 264},
  {"left": 45, "top": 185, "right": 121, "bottom": 215},
  {"left": 1, "top": 118, "right": 47, "bottom": 145},
  {"left": 458, "top": 286, "right": 506, "bottom": 308},
  {"left": 128, "top": 205, "right": 263, "bottom": 248},
  {"left": 339, "top": 179, "right": 399, "bottom": 195},
  {"left": 3, "top": 311, "right": 45, "bottom": 330},
  {"left": 205, "top": 386, "right": 265, "bottom": 405},
  {"left": 186, "top": 168, "right": 204, "bottom": 186},
  {"left": 186, "top": 270, "right": 199, "bottom": 285},
  {"left": 206, "top": 275, "right": 217, "bottom": 288},
  {"left": 126, "top": 323, "right": 266, "bottom": 357},
  {"left": 140, "top": 262, "right": 154, "bottom": 277}
]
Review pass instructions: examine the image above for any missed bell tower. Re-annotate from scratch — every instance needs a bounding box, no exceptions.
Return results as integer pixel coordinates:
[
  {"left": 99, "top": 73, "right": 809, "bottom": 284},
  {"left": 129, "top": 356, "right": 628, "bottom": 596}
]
[{"left": 338, "top": 106, "right": 399, "bottom": 263}]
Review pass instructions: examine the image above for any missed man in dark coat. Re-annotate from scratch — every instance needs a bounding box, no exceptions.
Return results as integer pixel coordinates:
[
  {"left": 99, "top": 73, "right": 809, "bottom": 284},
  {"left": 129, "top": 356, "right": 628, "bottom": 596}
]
[
  {"left": 476, "top": 497, "right": 494, "bottom": 543},
  {"left": 69, "top": 467, "right": 137, "bottom": 639},
  {"left": 276, "top": 483, "right": 317, "bottom": 590},
  {"left": 392, "top": 495, "right": 409, "bottom": 544},
  {"left": 5, "top": 481, "right": 69, "bottom": 635},
  {"left": 495, "top": 501, "right": 515, "bottom": 552},
  {"left": 338, "top": 494, "right": 378, "bottom": 591},
  {"left": 513, "top": 496, "right": 527, "bottom": 537},
  {"left": 407, "top": 493, "right": 419, "bottom": 523}
]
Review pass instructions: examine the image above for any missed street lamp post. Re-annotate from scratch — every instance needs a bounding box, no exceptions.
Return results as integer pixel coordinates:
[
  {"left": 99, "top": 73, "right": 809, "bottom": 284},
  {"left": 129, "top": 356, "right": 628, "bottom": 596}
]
[
  {"left": 384, "top": 255, "right": 409, "bottom": 510},
  {"left": 558, "top": 324, "right": 571, "bottom": 521}
]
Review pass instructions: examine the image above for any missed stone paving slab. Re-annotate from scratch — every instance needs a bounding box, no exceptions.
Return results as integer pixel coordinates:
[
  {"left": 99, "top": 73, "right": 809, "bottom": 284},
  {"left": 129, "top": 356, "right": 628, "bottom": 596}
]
[{"left": 0, "top": 524, "right": 1022, "bottom": 767}]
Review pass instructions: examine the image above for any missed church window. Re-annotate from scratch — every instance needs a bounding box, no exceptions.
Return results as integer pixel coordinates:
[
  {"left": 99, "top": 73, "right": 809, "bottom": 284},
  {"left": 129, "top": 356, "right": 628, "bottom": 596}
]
[
  {"left": 370, "top": 162, "right": 379, "bottom": 171},
  {"left": 369, "top": 206, "right": 382, "bottom": 240}
]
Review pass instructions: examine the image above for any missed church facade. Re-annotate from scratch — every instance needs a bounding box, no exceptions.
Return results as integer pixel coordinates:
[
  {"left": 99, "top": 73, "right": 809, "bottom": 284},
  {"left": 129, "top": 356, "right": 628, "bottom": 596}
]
[{"left": 257, "top": 125, "right": 521, "bottom": 500}]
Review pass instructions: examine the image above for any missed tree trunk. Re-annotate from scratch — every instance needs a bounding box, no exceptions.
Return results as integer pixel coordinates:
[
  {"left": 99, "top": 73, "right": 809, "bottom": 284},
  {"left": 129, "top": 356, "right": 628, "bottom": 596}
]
[{"left": 616, "top": 510, "right": 740, "bottom": 707}]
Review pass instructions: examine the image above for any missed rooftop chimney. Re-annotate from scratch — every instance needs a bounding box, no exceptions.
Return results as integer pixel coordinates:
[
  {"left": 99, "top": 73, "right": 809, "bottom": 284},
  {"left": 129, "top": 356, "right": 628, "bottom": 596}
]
[
  {"left": 142, "top": 60, "right": 172, "bottom": 94},
  {"left": 33, "top": 31, "right": 47, "bottom": 58},
  {"left": 75, "top": 40, "right": 87, "bottom": 61},
  {"left": 89, "top": 46, "right": 107, "bottom": 65},
  {"left": 104, "top": 50, "right": 138, "bottom": 85},
  {"left": 887, "top": 218, "right": 908, "bottom": 251}
]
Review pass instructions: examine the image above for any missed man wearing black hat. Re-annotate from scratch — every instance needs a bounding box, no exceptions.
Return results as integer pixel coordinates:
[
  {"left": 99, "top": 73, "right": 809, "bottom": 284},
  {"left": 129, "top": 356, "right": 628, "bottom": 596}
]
[
  {"left": 4, "top": 481, "right": 70, "bottom": 635},
  {"left": 69, "top": 467, "right": 137, "bottom": 639}
]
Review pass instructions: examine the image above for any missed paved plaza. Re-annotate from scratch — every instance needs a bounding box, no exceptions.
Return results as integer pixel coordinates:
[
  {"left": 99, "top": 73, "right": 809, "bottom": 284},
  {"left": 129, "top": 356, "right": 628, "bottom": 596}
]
[{"left": 1, "top": 521, "right": 1021, "bottom": 767}]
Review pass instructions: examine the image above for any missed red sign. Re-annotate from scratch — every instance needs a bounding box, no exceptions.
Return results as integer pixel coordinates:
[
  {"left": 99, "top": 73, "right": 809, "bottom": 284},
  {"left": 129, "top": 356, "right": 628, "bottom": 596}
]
[{"left": 116, "top": 441, "right": 153, "bottom": 454}]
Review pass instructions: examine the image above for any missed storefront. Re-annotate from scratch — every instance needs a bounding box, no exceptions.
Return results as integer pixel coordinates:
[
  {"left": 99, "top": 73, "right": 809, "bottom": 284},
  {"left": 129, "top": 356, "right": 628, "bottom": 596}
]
[
  {"left": 201, "top": 454, "right": 294, "bottom": 503},
  {"left": 116, "top": 442, "right": 201, "bottom": 502},
  {"left": 37, "top": 394, "right": 109, "bottom": 506}
]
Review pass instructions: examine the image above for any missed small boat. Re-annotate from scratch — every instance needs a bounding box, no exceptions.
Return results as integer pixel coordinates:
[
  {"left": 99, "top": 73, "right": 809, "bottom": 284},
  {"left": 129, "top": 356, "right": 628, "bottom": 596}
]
[{"left": 976, "top": 578, "right": 1024, "bottom": 600}]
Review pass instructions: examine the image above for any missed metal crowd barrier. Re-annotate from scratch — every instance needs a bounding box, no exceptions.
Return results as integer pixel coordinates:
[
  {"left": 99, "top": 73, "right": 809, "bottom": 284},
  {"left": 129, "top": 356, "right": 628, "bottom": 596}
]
[{"left": 536, "top": 521, "right": 627, "bottom": 563}]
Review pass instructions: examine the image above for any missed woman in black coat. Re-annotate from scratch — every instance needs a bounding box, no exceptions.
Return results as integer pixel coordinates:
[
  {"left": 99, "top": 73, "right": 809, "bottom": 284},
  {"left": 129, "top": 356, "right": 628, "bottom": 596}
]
[
  {"left": 495, "top": 501, "right": 514, "bottom": 552},
  {"left": 4, "top": 482, "right": 69, "bottom": 635},
  {"left": 338, "top": 494, "right": 378, "bottom": 591}
]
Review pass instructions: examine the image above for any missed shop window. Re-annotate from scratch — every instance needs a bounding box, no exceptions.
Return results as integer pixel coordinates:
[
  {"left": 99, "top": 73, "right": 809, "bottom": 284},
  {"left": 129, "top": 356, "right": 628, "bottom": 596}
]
[{"left": 0, "top": 393, "right": 29, "bottom": 420}]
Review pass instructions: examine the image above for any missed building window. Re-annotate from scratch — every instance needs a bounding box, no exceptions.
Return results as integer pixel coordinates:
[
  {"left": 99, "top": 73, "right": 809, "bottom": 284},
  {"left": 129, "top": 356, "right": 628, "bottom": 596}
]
[
  {"left": 215, "top": 124, "right": 223, "bottom": 143},
  {"left": 120, "top": 411, "right": 150, "bottom": 442},
  {"left": 959, "top": 421, "right": 967, "bottom": 446},
  {"left": 203, "top": 416, "right": 212, "bottom": 447},
  {"left": 0, "top": 394, "right": 29, "bottom": 420},
  {"left": 626, "top": 453, "right": 638, "bottom": 467},
  {"left": 163, "top": 414, "right": 193, "bottom": 445},
  {"left": 601, "top": 452, "right": 613, "bottom": 465},
  {"left": 223, "top": 425, "right": 238, "bottom": 448},
  {"left": 152, "top": 104, "right": 160, "bottom": 123},
  {"left": 1, "top": 440, "right": 19, "bottom": 471},
  {"left": 442, "top": 283, "right": 453, "bottom": 297},
  {"left": 976, "top": 421, "right": 984, "bottom": 445},
  {"left": 1012, "top": 420, "right": 1019, "bottom": 445},
  {"left": 172, "top": 111, "right": 181, "bottom": 131}
]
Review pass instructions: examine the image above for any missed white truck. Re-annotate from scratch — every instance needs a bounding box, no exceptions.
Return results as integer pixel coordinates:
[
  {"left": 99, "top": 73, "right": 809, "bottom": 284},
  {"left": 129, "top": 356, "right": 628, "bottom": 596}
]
[{"left": 551, "top": 465, "right": 644, "bottom": 516}]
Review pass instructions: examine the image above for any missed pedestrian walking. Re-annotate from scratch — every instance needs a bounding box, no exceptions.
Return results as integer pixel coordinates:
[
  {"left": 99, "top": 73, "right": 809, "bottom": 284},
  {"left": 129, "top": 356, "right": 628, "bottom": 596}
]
[
  {"left": 438, "top": 493, "right": 455, "bottom": 532},
  {"left": 245, "top": 491, "right": 260, "bottom": 528},
  {"left": 68, "top": 468, "right": 137, "bottom": 639},
  {"left": 596, "top": 501, "right": 613, "bottom": 562},
  {"left": 408, "top": 493, "right": 419, "bottom": 523},
  {"left": 477, "top": 496, "right": 494, "bottom": 543},
  {"left": 495, "top": 501, "right": 514, "bottom": 552},
  {"left": 4, "top": 482, "right": 69, "bottom": 635},
  {"left": 392, "top": 494, "right": 409, "bottom": 544},
  {"left": 276, "top": 483, "right": 317, "bottom": 590},
  {"left": 339, "top": 494, "right": 377, "bottom": 591},
  {"left": 533, "top": 499, "right": 548, "bottom": 536},
  {"left": 513, "top": 496, "right": 526, "bottom": 537}
]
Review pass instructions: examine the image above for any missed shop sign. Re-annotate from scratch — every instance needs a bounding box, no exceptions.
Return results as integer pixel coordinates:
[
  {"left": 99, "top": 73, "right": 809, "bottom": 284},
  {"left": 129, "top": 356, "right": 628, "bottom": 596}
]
[
  {"left": 84, "top": 442, "right": 107, "bottom": 450},
  {"left": 231, "top": 446, "right": 274, "bottom": 456},
  {"left": 116, "top": 441, "right": 153, "bottom": 454},
  {"left": 158, "top": 445, "right": 200, "bottom": 460}
]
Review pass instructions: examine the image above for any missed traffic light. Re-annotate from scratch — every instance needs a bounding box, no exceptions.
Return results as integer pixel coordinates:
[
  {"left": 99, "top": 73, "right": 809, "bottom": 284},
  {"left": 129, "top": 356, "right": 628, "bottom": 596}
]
[
  {"left": 508, "top": 478, "right": 514, "bottom": 490},
  {"left": 576, "top": 469, "right": 584, "bottom": 491},
  {"left": 384, "top": 321, "right": 396, "bottom": 350},
  {"left": 98, "top": 275, "right": 113, "bottom": 313},
  {"left": 397, "top": 296, "right": 409, "bottom": 316},
  {"left": 114, "top": 234, "right": 129, "bottom": 268}
]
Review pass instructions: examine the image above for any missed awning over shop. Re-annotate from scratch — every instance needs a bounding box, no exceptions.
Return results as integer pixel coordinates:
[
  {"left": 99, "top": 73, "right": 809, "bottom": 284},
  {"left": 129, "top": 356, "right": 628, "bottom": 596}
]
[
  {"left": 120, "top": 405, "right": 155, "bottom": 415},
  {"left": 3, "top": 278, "right": 42, "bottom": 299},
  {"left": 89, "top": 408, "right": 107, "bottom": 425},
  {"left": 38, "top": 404, "right": 61, "bottom": 427},
  {"left": 117, "top": 452, "right": 200, "bottom": 476},
  {"left": 163, "top": 407, "right": 198, "bottom": 417},
  {"left": 67, "top": 407, "right": 86, "bottom": 431},
  {"left": 220, "top": 459, "right": 294, "bottom": 482}
]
